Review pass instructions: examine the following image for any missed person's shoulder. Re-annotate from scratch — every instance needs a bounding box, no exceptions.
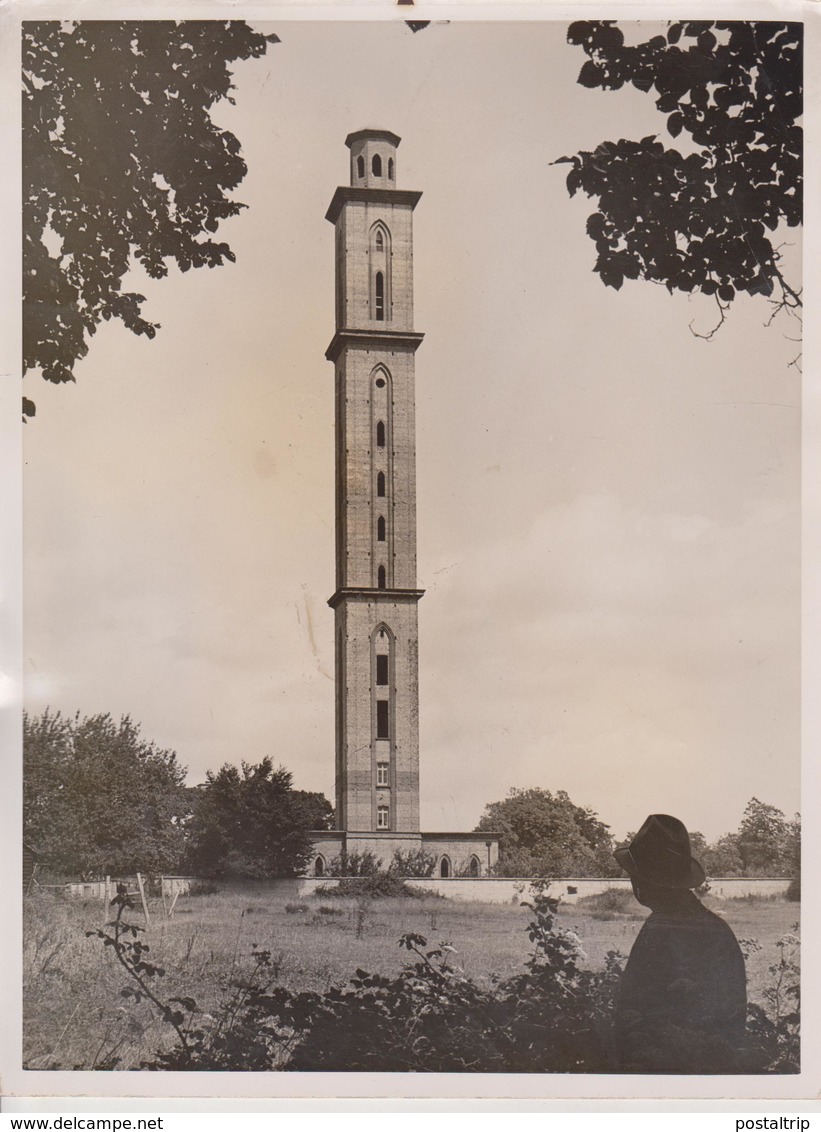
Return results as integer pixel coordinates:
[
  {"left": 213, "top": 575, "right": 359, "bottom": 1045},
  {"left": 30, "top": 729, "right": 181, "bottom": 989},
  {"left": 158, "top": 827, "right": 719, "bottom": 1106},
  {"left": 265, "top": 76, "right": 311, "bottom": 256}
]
[{"left": 694, "top": 901, "right": 745, "bottom": 951}]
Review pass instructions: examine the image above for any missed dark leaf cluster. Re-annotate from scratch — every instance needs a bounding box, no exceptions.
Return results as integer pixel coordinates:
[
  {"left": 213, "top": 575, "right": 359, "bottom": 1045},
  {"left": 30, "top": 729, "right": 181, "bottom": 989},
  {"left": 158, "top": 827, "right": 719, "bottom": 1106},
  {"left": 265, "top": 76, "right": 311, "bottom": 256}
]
[
  {"left": 184, "top": 758, "right": 331, "bottom": 879},
  {"left": 23, "top": 21, "right": 278, "bottom": 417},
  {"left": 558, "top": 21, "right": 802, "bottom": 328}
]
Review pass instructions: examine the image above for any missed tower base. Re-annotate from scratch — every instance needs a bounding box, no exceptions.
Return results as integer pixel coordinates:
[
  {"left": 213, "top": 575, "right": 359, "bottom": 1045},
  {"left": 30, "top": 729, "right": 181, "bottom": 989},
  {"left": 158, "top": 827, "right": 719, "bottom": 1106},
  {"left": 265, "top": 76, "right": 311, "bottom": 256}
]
[{"left": 307, "top": 829, "right": 499, "bottom": 879}]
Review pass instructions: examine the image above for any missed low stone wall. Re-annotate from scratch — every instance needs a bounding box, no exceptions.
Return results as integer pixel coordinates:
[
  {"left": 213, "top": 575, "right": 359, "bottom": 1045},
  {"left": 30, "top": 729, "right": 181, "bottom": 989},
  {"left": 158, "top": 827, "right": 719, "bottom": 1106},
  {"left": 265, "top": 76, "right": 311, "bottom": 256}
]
[
  {"left": 42, "top": 874, "right": 793, "bottom": 904},
  {"left": 295, "top": 875, "right": 793, "bottom": 904}
]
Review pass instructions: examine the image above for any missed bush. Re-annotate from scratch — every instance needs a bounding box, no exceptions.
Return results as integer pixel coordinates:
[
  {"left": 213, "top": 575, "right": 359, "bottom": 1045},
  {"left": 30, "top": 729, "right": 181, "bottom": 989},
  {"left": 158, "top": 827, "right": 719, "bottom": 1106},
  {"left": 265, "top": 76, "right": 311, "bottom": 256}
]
[
  {"left": 315, "top": 873, "right": 428, "bottom": 900},
  {"left": 744, "top": 928, "right": 800, "bottom": 1072},
  {"left": 389, "top": 848, "right": 436, "bottom": 877},
  {"left": 786, "top": 876, "right": 800, "bottom": 902},
  {"left": 577, "top": 887, "right": 641, "bottom": 916},
  {"left": 186, "top": 880, "right": 220, "bottom": 897},
  {"left": 327, "top": 850, "right": 382, "bottom": 878},
  {"left": 284, "top": 902, "right": 308, "bottom": 914},
  {"left": 84, "top": 883, "right": 801, "bottom": 1074}
]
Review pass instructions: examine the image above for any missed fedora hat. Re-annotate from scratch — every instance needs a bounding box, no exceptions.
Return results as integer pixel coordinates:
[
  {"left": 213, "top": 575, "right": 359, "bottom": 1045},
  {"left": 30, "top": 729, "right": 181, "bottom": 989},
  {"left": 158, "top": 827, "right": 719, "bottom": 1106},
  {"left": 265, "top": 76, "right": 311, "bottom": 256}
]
[{"left": 614, "top": 814, "right": 706, "bottom": 889}]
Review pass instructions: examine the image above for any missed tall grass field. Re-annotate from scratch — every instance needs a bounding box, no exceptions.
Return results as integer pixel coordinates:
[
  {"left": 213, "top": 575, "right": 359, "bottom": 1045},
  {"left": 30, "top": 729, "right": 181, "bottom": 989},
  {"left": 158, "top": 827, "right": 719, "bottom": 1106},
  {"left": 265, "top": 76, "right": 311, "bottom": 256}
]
[{"left": 23, "top": 885, "right": 798, "bottom": 1071}]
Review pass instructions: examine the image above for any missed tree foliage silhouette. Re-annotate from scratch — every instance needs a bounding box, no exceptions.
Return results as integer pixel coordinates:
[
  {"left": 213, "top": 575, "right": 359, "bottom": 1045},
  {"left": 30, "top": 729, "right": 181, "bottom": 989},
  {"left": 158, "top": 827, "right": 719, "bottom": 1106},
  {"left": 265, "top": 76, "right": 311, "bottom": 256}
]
[
  {"left": 23, "top": 709, "right": 189, "bottom": 876},
  {"left": 185, "top": 759, "right": 330, "bottom": 879},
  {"left": 476, "top": 787, "right": 618, "bottom": 877},
  {"left": 556, "top": 21, "right": 802, "bottom": 342},
  {"left": 23, "top": 21, "right": 279, "bottom": 419}
]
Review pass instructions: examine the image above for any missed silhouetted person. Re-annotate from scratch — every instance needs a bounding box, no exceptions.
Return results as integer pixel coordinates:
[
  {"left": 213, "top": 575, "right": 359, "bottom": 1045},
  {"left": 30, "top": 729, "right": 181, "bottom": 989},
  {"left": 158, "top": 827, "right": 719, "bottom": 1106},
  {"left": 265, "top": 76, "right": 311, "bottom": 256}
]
[{"left": 613, "top": 814, "right": 747, "bottom": 1073}]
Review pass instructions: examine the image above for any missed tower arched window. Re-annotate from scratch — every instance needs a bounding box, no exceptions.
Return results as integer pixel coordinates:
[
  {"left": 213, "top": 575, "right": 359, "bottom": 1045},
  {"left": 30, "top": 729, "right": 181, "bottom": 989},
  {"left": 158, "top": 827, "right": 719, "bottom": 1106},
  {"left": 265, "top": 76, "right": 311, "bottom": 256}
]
[
  {"left": 440, "top": 856, "right": 451, "bottom": 879},
  {"left": 372, "top": 153, "right": 382, "bottom": 177},
  {"left": 377, "top": 565, "right": 386, "bottom": 589},
  {"left": 377, "top": 472, "right": 386, "bottom": 497},
  {"left": 356, "top": 155, "right": 365, "bottom": 178},
  {"left": 376, "top": 420, "right": 385, "bottom": 447},
  {"left": 388, "top": 157, "right": 394, "bottom": 180},
  {"left": 377, "top": 515, "right": 386, "bottom": 541},
  {"left": 375, "top": 272, "right": 384, "bottom": 321},
  {"left": 375, "top": 230, "right": 384, "bottom": 251}
]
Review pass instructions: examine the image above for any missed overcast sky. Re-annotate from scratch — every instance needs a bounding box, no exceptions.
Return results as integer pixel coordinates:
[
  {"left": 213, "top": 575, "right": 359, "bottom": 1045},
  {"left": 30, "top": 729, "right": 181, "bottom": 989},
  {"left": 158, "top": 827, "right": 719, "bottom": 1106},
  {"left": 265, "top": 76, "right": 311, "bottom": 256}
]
[{"left": 21, "top": 19, "right": 801, "bottom": 842}]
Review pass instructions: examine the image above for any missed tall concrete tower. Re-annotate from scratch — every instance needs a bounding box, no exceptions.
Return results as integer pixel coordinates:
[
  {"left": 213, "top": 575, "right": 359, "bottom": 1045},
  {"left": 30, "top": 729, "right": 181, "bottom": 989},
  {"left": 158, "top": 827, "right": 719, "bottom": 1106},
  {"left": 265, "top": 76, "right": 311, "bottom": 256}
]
[{"left": 325, "top": 129, "right": 425, "bottom": 836}]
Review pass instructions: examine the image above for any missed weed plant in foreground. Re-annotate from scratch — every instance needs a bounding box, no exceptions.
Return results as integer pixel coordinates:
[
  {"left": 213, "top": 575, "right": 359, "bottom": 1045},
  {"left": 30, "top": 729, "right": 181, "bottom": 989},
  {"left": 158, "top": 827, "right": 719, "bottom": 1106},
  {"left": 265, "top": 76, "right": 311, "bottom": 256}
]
[{"left": 24, "top": 883, "right": 799, "bottom": 1073}]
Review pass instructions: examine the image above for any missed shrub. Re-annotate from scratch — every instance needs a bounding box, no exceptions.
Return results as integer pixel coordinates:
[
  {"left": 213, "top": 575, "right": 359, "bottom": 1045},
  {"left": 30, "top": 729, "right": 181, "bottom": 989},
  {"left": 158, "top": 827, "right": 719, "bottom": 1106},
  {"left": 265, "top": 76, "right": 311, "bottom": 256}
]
[
  {"left": 186, "top": 880, "right": 220, "bottom": 897},
  {"left": 85, "top": 883, "right": 801, "bottom": 1074},
  {"left": 786, "top": 876, "right": 800, "bottom": 902},
  {"left": 577, "top": 887, "right": 641, "bottom": 916},
  {"left": 327, "top": 850, "right": 382, "bottom": 877},
  {"left": 284, "top": 902, "right": 309, "bottom": 914},
  {"left": 745, "top": 928, "right": 800, "bottom": 1072},
  {"left": 389, "top": 848, "right": 436, "bottom": 877},
  {"left": 317, "top": 905, "right": 344, "bottom": 916},
  {"left": 315, "top": 873, "right": 427, "bottom": 899}
]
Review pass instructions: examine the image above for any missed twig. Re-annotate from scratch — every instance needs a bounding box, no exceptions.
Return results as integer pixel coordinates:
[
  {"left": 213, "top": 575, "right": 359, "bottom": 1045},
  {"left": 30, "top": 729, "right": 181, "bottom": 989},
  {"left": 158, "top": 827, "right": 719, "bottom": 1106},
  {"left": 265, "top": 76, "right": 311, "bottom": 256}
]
[
  {"left": 41, "top": 1005, "right": 80, "bottom": 1064},
  {"left": 107, "top": 899, "right": 191, "bottom": 1057}
]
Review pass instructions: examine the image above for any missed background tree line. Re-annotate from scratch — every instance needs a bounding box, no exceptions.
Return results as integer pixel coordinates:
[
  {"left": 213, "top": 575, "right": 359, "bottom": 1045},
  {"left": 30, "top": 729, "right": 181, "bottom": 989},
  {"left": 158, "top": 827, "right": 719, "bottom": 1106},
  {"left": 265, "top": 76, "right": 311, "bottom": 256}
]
[
  {"left": 476, "top": 787, "right": 800, "bottom": 881},
  {"left": 23, "top": 710, "right": 332, "bottom": 879},
  {"left": 24, "top": 709, "right": 799, "bottom": 883}
]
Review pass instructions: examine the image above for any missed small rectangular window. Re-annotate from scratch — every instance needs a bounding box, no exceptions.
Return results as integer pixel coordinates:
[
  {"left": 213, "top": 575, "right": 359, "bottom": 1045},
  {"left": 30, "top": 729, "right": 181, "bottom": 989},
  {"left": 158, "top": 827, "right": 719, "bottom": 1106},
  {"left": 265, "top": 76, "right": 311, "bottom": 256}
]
[
  {"left": 377, "top": 805, "right": 389, "bottom": 829},
  {"left": 377, "top": 763, "right": 389, "bottom": 787},
  {"left": 376, "top": 654, "right": 389, "bottom": 685},
  {"left": 376, "top": 699, "right": 389, "bottom": 739}
]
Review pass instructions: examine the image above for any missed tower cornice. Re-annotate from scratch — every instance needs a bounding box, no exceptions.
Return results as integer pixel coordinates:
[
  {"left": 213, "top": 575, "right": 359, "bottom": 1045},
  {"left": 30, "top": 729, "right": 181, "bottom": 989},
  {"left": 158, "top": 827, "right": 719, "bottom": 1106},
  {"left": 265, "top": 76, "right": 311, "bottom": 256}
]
[
  {"left": 325, "top": 329, "right": 424, "bottom": 364},
  {"left": 327, "top": 586, "right": 426, "bottom": 610},
  {"left": 326, "top": 187, "right": 422, "bottom": 225},
  {"left": 345, "top": 129, "right": 402, "bottom": 149}
]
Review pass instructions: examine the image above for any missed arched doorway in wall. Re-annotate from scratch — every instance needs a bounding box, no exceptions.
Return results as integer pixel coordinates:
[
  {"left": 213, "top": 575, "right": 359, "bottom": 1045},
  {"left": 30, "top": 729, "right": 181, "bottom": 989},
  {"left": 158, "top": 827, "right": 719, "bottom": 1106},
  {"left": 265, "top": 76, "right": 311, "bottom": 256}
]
[
  {"left": 468, "top": 855, "right": 481, "bottom": 878},
  {"left": 439, "top": 855, "right": 451, "bottom": 878},
  {"left": 314, "top": 855, "right": 325, "bottom": 877}
]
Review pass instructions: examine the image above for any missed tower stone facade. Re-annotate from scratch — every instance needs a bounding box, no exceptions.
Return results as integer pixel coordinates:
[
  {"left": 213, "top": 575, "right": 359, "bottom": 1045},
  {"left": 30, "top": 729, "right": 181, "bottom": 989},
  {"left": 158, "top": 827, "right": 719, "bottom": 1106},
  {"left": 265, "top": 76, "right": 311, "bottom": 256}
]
[{"left": 308, "top": 130, "right": 498, "bottom": 881}]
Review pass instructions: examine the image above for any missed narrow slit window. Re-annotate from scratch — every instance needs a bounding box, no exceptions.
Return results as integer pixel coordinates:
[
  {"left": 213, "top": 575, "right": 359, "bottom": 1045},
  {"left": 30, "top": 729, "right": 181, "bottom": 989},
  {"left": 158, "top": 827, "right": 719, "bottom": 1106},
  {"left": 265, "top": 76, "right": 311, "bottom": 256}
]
[
  {"left": 376, "top": 763, "right": 389, "bottom": 787},
  {"left": 377, "top": 564, "right": 386, "bottom": 589},
  {"left": 377, "top": 472, "right": 386, "bottom": 497},
  {"left": 372, "top": 153, "right": 382, "bottom": 177},
  {"left": 377, "top": 805, "right": 389, "bottom": 829},
  {"left": 376, "top": 420, "right": 386, "bottom": 447},
  {"left": 377, "top": 515, "right": 386, "bottom": 541},
  {"left": 375, "top": 272, "right": 384, "bottom": 321},
  {"left": 388, "top": 157, "right": 394, "bottom": 180},
  {"left": 375, "top": 230, "right": 384, "bottom": 251},
  {"left": 376, "top": 699, "right": 389, "bottom": 738},
  {"left": 357, "top": 155, "right": 365, "bottom": 178},
  {"left": 376, "top": 654, "right": 389, "bottom": 685}
]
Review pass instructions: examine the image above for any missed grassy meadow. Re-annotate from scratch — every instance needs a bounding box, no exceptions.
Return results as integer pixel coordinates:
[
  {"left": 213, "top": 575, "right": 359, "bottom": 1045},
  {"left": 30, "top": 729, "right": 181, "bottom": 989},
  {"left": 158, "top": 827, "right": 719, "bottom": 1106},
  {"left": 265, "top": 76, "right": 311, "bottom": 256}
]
[{"left": 23, "top": 885, "right": 799, "bottom": 1071}]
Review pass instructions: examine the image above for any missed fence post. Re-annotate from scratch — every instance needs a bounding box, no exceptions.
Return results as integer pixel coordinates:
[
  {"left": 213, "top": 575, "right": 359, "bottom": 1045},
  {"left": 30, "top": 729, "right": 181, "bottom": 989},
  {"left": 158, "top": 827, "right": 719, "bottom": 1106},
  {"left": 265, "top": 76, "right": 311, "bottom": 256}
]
[
  {"left": 136, "top": 872, "right": 151, "bottom": 926},
  {"left": 103, "top": 875, "right": 111, "bottom": 922},
  {"left": 160, "top": 875, "right": 168, "bottom": 919}
]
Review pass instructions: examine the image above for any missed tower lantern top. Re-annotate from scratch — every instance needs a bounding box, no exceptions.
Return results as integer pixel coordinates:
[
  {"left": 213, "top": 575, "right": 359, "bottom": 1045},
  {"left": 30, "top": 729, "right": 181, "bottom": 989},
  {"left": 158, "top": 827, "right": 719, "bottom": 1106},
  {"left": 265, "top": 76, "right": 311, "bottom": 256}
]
[{"left": 346, "top": 128, "right": 401, "bottom": 189}]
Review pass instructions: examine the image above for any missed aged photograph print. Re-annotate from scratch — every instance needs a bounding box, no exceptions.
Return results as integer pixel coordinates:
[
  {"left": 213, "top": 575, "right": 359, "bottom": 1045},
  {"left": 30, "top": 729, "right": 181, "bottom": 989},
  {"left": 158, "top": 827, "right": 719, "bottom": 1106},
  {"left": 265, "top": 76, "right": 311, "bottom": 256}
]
[{"left": 21, "top": 18, "right": 802, "bottom": 1077}]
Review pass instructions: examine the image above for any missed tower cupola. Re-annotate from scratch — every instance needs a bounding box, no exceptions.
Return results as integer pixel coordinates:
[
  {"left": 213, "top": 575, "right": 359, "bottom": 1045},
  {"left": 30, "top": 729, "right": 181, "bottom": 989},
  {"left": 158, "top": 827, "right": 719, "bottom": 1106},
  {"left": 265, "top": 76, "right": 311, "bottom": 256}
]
[{"left": 347, "top": 128, "right": 400, "bottom": 189}]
